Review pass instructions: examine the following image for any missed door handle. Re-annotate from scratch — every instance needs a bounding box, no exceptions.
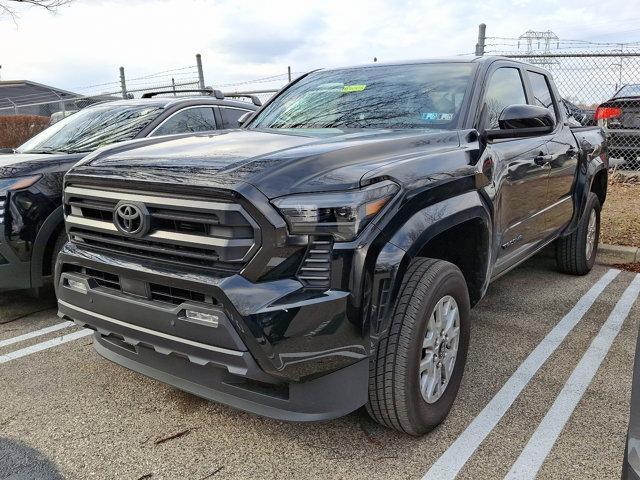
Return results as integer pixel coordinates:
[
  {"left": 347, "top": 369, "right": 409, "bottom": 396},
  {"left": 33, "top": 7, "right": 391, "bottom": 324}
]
[{"left": 534, "top": 154, "right": 553, "bottom": 166}]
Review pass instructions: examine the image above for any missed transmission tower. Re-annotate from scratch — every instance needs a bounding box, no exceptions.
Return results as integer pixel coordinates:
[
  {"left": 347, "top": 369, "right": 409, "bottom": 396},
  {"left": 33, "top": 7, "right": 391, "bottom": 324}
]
[{"left": 517, "top": 30, "right": 560, "bottom": 67}]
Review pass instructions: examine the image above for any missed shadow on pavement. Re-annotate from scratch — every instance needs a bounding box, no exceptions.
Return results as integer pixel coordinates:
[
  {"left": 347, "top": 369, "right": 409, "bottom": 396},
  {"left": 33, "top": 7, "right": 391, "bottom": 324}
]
[
  {"left": 0, "top": 286, "right": 57, "bottom": 324},
  {"left": 0, "top": 437, "right": 63, "bottom": 480}
]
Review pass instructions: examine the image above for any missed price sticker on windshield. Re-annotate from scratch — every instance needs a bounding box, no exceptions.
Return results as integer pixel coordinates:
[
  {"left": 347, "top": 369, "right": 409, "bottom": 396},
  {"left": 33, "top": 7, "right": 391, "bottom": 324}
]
[{"left": 342, "top": 84, "right": 367, "bottom": 93}]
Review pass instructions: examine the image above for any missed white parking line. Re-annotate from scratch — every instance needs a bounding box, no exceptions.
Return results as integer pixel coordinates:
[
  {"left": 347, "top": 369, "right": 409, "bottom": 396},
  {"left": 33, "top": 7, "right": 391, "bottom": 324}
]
[
  {"left": 422, "top": 268, "right": 620, "bottom": 480},
  {"left": 505, "top": 273, "right": 640, "bottom": 480},
  {"left": 0, "top": 329, "right": 93, "bottom": 364},
  {"left": 0, "top": 321, "right": 74, "bottom": 349}
]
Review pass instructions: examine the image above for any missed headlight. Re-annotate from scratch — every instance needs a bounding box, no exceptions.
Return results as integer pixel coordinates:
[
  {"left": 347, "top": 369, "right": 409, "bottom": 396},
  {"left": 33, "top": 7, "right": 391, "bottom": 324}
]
[
  {"left": 0, "top": 175, "right": 42, "bottom": 193},
  {"left": 272, "top": 181, "right": 399, "bottom": 241}
]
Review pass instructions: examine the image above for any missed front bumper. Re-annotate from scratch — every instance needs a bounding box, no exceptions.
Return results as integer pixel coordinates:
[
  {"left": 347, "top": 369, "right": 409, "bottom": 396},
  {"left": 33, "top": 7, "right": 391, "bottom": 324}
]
[{"left": 56, "top": 243, "right": 369, "bottom": 421}]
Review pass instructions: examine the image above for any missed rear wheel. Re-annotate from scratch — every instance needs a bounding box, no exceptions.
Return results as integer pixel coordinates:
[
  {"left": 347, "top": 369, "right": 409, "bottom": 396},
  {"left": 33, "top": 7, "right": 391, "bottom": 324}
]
[
  {"left": 366, "top": 258, "right": 470, "bottom": 436},
  {"left": 555, "top": 192, "right": 601, "bottom": 275}
]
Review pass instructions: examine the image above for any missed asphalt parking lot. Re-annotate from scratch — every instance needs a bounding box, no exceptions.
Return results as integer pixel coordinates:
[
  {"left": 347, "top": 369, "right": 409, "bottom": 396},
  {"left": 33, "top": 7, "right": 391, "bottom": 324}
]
[{"left": 1, "top": 255, "right": 639, "bottom": 480}]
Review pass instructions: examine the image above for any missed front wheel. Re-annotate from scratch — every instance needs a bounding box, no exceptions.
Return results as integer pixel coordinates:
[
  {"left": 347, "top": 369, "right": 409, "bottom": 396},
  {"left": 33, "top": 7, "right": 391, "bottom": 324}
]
[
  {"left": 555, "top": 192, "right": 601, "bottom": 275},
  {"left": 366, "top": 258, "right": 470, "bottom": 436}
]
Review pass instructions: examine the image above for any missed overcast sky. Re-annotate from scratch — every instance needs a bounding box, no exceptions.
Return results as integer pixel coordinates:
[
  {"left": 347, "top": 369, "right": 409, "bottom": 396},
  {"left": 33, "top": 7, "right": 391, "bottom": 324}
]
[{"left": 2, "top": 0, "right": 640, "bottom": 94}]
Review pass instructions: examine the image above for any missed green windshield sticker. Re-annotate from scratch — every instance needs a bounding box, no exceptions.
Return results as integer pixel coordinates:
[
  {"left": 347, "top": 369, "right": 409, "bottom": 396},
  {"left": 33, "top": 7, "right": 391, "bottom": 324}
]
[{"left": 342, "top": 84, "right": 367, "bottom": 93}]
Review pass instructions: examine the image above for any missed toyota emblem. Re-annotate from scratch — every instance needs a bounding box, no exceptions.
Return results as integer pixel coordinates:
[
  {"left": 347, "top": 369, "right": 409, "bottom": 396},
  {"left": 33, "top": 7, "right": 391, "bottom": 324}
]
[{"left": 113, "top": 202, "right": 150, "bottom": 237}]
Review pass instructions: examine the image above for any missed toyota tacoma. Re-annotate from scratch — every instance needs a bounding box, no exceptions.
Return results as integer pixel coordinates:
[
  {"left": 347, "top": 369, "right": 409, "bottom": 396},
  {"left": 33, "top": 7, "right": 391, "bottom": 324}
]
[{"left": 56, "top": 57, "right": 608, "bottom": 435}]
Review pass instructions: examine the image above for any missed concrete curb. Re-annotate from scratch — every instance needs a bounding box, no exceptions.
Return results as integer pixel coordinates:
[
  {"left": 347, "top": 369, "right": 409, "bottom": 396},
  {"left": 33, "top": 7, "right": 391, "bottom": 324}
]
[{"left": 597, "top": 243, "right": 640, "bottom": 266}]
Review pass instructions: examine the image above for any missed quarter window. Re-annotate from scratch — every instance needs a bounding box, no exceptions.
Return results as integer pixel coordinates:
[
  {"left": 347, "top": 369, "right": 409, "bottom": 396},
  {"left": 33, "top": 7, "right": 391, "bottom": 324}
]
[
  {"left": 483, "top": 68, "right": 527, "bottom": 129},
  {"left": 528, "top": 71, "right": 557, "bottom": 121},
  {"left": 220, "top": 107, "right": 252, "bottom": 128},
  {"left": 152, "top": 107, "right": 217, "bottom": 136}
]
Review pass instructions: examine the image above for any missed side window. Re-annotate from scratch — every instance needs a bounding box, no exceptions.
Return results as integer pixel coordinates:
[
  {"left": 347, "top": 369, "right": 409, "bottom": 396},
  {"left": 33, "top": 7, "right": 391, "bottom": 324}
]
[
  {"left": 220, "top": 107, "right": 251, "bottom": 128},
  {"left": 483, "top": 68, "right": 527, "bottom": 129},
  {"left": 151, "top": 107, "right": 217, "bottom": 136},
  {"left": 527, "top": 71, "right": 557, "bottom": 121}
]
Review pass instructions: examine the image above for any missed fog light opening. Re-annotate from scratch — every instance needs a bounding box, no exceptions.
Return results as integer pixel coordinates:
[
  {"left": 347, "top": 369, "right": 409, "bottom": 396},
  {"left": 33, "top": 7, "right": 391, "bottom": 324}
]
[
  {"left": 66, "top": 278, "right": 88, "bottom": 294},
  {"left": 185, "top": 310, "right": 219, "bottom": 328}
]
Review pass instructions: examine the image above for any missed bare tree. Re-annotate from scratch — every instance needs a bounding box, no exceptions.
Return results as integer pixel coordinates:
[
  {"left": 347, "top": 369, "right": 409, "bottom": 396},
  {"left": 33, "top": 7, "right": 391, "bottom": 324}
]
[{"left": 1, "top": 0, "right": 73, "bottom": 22}]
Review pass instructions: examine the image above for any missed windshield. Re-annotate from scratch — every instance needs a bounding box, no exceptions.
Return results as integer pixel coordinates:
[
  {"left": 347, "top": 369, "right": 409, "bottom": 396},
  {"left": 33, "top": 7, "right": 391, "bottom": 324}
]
[
  {"left": 249, "top": 63, "right": 475, "bottom": 130},
  {"left": 614, "top": 84, "right": 640, "bottom": 98},
  {"left": 17, "top": 104, "right": 164, "bottom": 154}
]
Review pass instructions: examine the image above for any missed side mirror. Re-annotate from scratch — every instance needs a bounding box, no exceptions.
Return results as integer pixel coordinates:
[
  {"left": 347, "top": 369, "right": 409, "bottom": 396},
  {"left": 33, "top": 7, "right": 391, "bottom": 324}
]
[
  {"left": 484, "top": 104, "right": 556, "bottom": 140},
  {"left": 237, "top": 112, "right": 252, "bottom": 127}
]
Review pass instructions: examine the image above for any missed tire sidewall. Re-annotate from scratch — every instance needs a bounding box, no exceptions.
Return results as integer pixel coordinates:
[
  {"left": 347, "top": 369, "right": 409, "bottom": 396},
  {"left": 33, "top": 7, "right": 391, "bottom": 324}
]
[
  {"left": 581, "top": 193, "right": 601, "bottom": 271},
  {"left": 403, "top": 267, "right": 470, "bottom": 431}
]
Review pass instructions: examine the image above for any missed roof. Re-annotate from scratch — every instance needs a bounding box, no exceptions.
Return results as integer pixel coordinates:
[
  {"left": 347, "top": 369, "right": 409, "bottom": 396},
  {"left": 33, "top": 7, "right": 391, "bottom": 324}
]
[
  {"left": 320, "top": 55, "right": 532, "bottom": 72},
  {"left": 87, "top": 96, "right": 259, "bottom": 110}
]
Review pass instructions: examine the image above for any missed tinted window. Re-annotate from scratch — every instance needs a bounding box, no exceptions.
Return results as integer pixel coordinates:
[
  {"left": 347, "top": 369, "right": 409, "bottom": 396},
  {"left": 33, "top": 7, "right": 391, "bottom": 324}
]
[
  {"left": 483, "top": 68, "right": 527, "bottom": 129},
  {"left": 152, "top": 107, "right": 216, "bottom": 136},
  {"left": 250, "top": 63, "right": 475, "bottom": 130},
  {"left": 528, "top": 71, "right": 556, "bottom": 121},
  {"left": 18, "top": 105, "right": 164, "bottom": 154},
  {"left": 220, "top": 107, "right": 251, "bottom": 128},
  {"left": 614, "top": 84, "right": 640, "bottom": 98}
]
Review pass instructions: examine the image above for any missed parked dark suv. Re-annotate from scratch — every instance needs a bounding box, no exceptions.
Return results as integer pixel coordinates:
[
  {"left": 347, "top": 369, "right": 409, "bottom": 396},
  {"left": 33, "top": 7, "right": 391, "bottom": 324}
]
[
  {"left": 0, "top": 90, "right": 258, "bottom": 293},
  {"left": 57, "top": 58, "right": 607, "bottom": 435}
]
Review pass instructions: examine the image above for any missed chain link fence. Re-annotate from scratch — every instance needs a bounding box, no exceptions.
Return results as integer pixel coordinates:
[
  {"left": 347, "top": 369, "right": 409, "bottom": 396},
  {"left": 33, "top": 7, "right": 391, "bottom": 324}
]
[
  {"left": 0, "top": 60, "right": 291, "bottom": 140},
  {"left": 483, "top": 35, "right": 640, "bottom": 171}
]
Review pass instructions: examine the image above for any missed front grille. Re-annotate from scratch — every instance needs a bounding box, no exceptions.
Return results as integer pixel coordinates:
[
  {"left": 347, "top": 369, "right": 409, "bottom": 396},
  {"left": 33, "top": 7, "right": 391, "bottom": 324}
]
[
  {"left": 64, "top": 185, "right": 259, "bottom": 272},
  {"left": 64, "top": 265, "right": 216, "bottom": 306},
  {"left": 297, "top": 237, "right": 333, "bottom": 290},
  {"left": 86, "top": 267, "right": 121, "bottom": 290},
  {"left": 149, "top": 283, "right": 214, "bottom": 305}
]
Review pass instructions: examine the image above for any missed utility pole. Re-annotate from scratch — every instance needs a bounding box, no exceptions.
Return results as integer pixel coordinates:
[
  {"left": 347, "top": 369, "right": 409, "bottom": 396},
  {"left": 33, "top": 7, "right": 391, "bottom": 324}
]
[
  {"left": 119, "top": 67, "right": 127, "bottom": 99},
  {"left": 196, "top": 54, "right": 205, "bottom": 90},
  {"left": 475, "top": 23, "right": 486, "bottom": 56},
  {"left": 287, "top": 66, "right": 292, "bottom": 83}
]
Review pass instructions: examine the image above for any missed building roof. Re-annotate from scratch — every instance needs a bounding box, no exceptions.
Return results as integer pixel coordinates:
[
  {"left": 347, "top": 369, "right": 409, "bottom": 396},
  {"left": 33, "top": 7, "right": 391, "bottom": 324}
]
[{"left": 0, "top": 80, "right": 79, "bottom": 108}]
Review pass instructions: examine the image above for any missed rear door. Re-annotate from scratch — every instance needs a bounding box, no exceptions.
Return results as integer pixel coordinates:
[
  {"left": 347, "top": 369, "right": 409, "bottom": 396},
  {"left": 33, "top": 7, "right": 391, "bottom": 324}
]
[
  {"left": 478, "top": 64, "right": 551, "bottom": 274},
  {"left": 524, "top": 69, "right": 579, "bottom": 237}
]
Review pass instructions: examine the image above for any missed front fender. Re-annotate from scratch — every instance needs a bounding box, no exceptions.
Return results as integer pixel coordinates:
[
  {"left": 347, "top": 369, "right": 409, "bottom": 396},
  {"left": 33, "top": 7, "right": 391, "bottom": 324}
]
[{"left": 368, "top": 190, "right": 492, "bottom": 344}]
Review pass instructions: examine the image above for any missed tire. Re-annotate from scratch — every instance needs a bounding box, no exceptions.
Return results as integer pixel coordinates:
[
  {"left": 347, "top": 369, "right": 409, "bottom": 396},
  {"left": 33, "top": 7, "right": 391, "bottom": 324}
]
[
  {"left": 555, "top": 192, "right": 601, "bottom": 276},
  {"left": 366, "top": 258, "right": 470, "bottom": 436}
]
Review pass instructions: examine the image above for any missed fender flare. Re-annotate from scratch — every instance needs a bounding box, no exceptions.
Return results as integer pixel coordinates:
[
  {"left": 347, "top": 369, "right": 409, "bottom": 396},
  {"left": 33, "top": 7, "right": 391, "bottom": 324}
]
[
  {"left": 367, "top": 191, "right": 492, "bottom": 340},
  {"left": 564, "top": 156, "right": 607, "bottom": 237},
  {"left": 30, "top": 206, "right": 64, "bottom": 288}
]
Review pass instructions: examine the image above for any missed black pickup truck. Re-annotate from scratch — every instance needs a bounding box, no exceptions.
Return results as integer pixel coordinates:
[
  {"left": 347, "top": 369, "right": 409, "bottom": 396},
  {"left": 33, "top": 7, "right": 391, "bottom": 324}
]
[{"left": 56, "top": 57, "right": 608, "bottom": 435}]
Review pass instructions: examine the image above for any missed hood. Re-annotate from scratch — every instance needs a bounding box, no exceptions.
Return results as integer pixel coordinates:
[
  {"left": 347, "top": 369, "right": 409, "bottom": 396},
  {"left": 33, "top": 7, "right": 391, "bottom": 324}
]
[
  {"left": 0, "top": 152, "right": 86, "bottom": 179},
  {"left": 71, "top": 128, "right": 464, "bottom": 198}
]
